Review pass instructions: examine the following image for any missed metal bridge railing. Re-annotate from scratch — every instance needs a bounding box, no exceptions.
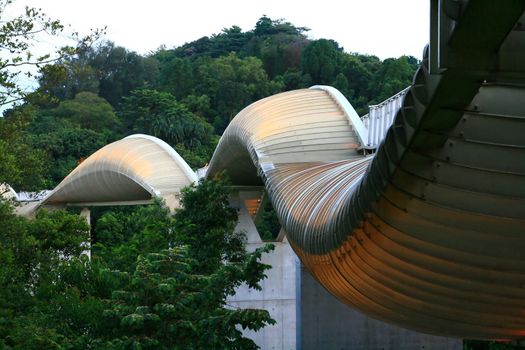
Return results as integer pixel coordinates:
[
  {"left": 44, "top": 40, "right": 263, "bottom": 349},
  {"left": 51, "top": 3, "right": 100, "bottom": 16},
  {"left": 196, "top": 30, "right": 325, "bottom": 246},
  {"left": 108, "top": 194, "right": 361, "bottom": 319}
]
[{"left": 361, "top": 87, "right": 409, "bottom": 148}]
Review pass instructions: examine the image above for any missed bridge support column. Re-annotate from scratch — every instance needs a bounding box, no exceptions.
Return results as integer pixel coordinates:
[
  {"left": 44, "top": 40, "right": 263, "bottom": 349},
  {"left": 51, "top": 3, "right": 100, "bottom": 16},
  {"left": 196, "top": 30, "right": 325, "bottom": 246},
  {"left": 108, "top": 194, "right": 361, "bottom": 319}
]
[
  {"left": 228, "top": 189, "right": 298, "bottom": 350},
  {"left": 79, "top": 207, "right": 91, "bottom": 260}
]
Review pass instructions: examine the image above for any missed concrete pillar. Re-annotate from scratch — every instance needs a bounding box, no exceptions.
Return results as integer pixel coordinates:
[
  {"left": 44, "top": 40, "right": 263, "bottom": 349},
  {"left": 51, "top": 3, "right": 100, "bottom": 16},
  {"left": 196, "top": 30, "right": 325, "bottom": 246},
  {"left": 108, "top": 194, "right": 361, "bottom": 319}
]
[
  {"left": 79, "top": 207, "right": 91, "bottom": 259},
  {"left": 228, "top": 189, "right": 297, "bottom": 350},
  {"left": 161, "top": 193, "right": 181, "bottom": 213}
]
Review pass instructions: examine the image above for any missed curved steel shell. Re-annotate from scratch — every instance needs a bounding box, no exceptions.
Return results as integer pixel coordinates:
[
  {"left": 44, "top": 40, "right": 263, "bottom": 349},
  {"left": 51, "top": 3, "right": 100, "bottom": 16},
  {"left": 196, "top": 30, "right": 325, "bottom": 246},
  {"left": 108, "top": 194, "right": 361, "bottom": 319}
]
[
  {"left": 43, "top": 134, "right": 197, "bottom": 206},
  {"left": 207, "top": 88, "right": 366, "bottom": 185},
  {"left": 206, "top": 3, "right": 525, "bottom": 338}
]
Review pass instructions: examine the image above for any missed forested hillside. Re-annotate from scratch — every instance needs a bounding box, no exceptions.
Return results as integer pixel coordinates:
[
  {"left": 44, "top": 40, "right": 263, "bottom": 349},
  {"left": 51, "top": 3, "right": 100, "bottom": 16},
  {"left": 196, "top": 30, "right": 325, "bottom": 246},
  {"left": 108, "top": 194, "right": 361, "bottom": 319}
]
[{"left": 1, "top": 15, "right": 418, "bottom": 191}]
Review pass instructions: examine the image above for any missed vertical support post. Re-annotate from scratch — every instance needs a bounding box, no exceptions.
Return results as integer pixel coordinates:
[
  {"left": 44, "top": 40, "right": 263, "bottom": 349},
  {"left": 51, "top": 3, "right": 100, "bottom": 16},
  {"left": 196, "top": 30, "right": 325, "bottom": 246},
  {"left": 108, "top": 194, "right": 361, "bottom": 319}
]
[
  {"left": 295, "top": 257, "right": 302, "bottom": 350},
  {"left": 161, "top": 194, "right": 181, "bottom": 213},
  {"left": 429, "top": 0, "right": 440, "bottom": 74},
  {"left": 80, "top": 207, "right": 91, "bottom": 260}
]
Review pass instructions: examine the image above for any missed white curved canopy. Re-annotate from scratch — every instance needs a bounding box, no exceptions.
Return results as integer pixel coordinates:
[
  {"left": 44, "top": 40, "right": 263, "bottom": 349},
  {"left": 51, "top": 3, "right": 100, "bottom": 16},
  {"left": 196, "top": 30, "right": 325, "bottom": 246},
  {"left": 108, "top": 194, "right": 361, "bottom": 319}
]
[
  {"left": 42, "top": 134, "right": 196, "bottom": 206},
  {"left": 207, "top": 88, "right": 365, "bottom": 186}
]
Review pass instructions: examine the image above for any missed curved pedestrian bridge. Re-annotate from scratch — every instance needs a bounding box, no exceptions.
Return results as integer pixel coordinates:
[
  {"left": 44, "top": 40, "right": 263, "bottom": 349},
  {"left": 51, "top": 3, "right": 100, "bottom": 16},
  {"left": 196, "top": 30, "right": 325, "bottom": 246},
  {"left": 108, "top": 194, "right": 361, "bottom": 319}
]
[{"left": 21, "top": 0, "right": 525, "bottom": 340}]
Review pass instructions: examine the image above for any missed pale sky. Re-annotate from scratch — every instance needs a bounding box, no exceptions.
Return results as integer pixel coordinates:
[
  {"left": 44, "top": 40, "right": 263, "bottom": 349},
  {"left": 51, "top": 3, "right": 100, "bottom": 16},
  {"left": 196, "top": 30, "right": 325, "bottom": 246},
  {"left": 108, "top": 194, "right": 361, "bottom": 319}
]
[{"left": 9, "top": 0, "right": 430, "bottom": 60}]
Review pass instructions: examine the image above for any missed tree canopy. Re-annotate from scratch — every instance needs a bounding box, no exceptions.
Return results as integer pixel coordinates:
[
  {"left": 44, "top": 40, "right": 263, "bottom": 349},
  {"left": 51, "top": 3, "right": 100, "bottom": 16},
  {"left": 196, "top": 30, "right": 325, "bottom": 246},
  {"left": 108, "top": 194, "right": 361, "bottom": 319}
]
[
  {"left": 0, "top": 177, "right": 275, "bottom": 349},
  {"left": 0, "top": 13, "right": 422, "bottom": 191}
]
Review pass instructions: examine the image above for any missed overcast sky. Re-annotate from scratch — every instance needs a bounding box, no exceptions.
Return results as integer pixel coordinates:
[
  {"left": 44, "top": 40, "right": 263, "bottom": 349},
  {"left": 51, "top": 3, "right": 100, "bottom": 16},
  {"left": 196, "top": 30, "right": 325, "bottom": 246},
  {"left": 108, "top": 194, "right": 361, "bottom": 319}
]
[{"left": 9, "top": 0, "right": 430, "bottom": 60}]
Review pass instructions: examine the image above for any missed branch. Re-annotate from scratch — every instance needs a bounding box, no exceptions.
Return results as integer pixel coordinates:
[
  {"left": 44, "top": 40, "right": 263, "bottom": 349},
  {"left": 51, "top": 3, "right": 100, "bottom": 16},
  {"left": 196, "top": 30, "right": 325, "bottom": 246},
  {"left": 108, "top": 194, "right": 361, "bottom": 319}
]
[
  {"left": 0, "top": 56, "right": 65, "bottom": 69},
  {"left": 0, "top": 95, "right": 26, "bottom": 106},
  {"left": 1, "top": 27, "right": 48, "bottom": 38}
]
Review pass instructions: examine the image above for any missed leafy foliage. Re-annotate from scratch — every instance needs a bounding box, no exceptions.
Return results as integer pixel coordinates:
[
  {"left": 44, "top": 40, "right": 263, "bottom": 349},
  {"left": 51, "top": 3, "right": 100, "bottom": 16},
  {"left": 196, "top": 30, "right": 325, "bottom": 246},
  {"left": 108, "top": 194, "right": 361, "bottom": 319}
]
[
  {"left": 92, "top": 200, "right": 176, "bottom": 272},
  {"left": 102, "top": 244, "right": 274, "bottom": 350},
  {"left": 192, "top": 53, "right": 283, "bottom": 132},
  {"left": 255, "top": 199, "right": 281, "bottom": 241},
  {"left": 5, "top": 13, "right": 421, "bottom": 184},
  {"left": 0, "top": 176, "right": 275, "bottom": 349},
  {"left": 89, "top": 42, "right": 160, "bottom": 107},
  {"left": 120, "top": 89, "right": 213, "bottom": 149},
  {"left": 301, "top": 39, "right": 343, "bottom": 84},
  {"left": 25, "top": 95, "right": 117, "bottom": 186},
  {"left": 174, "top": 176, "right": 243, "bottom": 274},
  {"left": 0, "top": 201, "right": 92, "bottom": 349},
  {"left": 52, "top": 91, "right": 120, "bottom": 131},
  {"left": 0, "top": 105, "right": 47, "bottom": 190}
]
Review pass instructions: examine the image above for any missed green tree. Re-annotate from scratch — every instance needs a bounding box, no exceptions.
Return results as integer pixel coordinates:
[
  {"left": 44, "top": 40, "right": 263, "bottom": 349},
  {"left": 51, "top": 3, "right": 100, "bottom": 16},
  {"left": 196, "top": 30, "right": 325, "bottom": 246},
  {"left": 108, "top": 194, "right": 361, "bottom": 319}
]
[
  {"left": 120, "top": 89, "right": 214, "bottom": 151},
  {"left": 92, "top": 200, "right": 176, "bottom": 272},
  {"left": 0, "top": 200, "right": 93, "bottom": 348},
  {"left": 39, "top": 41, "right": 160, "bottom": 108},
  {"left": 24, "top": 93, "right": 118, "bottom": 187},
  {"left": 0, "top": 0, "right": 102, "bottom": 107},
  {"left": 1, "top": 176, "right": 275, "bottom": 349},
  {"left": 210, "top": 26, "right": 249, "bottom": 57},
  {"left": 281, "top": 69, "right": 311, "bottom": 90},
  {"left": 91, "top": 177, "right": 275, "bottom": 349},
  {"left": 243, "top": 16, "right": 310, "bottom": 78},
  {"left": 258, "top": 33, "right": 309, "bottom": 78},
  {"left": 338, "top": 53, "right": 381, "bottom": 115},
  {"left": 301, "top": 39, "right": 342, "bottom": 84},
  {"left": 369, "top": 55, "right": 418, "bottom": 103},
  {"left": 174, "top": 176, "right": 242, "bottom": 274},
  {"left": 171, "top": 36, "right": 214, "bottom": 59},
  {"left": 251, "top": 15, "right": 308, "bottom": 39},
  {"left": 102, "top": 244, "right": 274, "bottom": 350},
  {"left": 88, "top": 42, "right": 160, "bottom": 107},
  {"left": 255, "top": 199, "right": 281, "bottom": 241},
  {"left": 156, "top": 57, "right": 194, "bottom": 99},
  {"left": 194, "top": 53, "right": 283, "bottom": 132},
  {"left": 37, "top": 59, "right": 100, "bottom": 105},
  {"left": 0, "top": 105, "right": 47, "bottom": 190},
  {"left": 53, "top": 91, "right": 120, "bottom": 132},
  {"left": 29, "top": 124, "right": 110, "bottom": 186}
]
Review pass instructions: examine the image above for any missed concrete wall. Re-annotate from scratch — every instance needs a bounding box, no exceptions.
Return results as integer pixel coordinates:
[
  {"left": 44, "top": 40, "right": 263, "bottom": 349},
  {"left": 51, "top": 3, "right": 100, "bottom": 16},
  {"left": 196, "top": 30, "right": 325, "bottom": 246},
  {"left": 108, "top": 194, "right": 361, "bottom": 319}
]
[
  {"left": 299, "top": 266, "right": 463, "bottom": 350},
  {"left": 229, "top": 241, "right": 297, "bottom": 350}
]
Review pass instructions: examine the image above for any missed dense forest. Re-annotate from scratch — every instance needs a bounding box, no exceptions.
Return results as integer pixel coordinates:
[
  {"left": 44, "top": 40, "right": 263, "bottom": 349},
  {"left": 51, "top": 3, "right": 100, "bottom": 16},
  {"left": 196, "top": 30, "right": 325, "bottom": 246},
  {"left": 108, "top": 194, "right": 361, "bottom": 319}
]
[
  {"left": 0, "top": 3, "right": 512, "bottom": 349},
  {"left": 1, "top": 14, "right": 419, "bottom": 192}
]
